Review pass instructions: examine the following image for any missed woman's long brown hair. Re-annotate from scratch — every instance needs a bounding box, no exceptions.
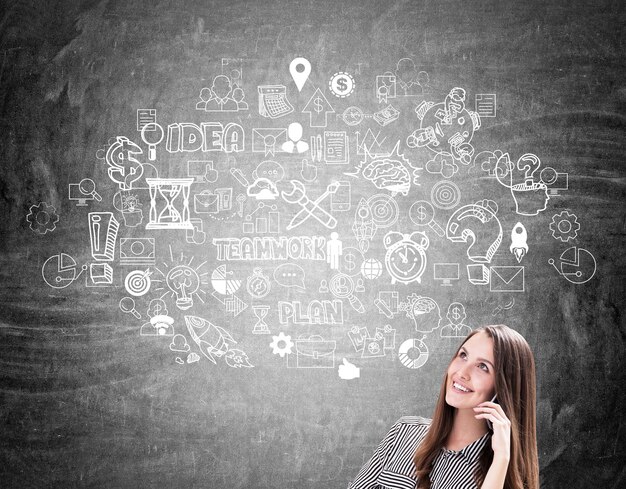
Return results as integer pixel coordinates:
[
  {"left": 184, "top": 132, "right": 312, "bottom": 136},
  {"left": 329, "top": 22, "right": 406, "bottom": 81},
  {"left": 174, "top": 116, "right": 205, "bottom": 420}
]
[{"left": 413, "top": 325, "right": 539, "bottom": 489}]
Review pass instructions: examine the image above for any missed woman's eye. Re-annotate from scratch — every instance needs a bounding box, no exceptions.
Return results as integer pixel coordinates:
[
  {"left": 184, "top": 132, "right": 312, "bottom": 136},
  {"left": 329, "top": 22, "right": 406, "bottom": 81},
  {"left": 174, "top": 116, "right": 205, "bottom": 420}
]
[
  {"left": 478, "top": 363, "right": 489, "bottom": 372},
  {"left": 459, "top": 351, "right": 467, "bottom": 359}
]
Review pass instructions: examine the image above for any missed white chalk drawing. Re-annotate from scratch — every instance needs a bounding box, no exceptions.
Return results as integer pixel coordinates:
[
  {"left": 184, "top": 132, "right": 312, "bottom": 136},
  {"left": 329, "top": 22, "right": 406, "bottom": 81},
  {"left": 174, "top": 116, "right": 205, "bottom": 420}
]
[
  {"left": 549, "top": 246, "right": 597, "bottom": 284},
  {"left": 281, "top": 180, "right": 338, "bottom": 230},
  {"left": 407, "top": 87, "right": 480, "bottom": 165},
  {"left": 398, "top": 337, "right": 429, "bottom": 369},
  {"left": 302, "top": 88, "right": 335, "bottom": 128},
  {"left": 112, "top": 191, "right": 144, "bottom": 227},
  {"left": 490, "top": 266, "right": 525, "bottom": 293},
  {"left": 293, "top": 335, "right": 336, "bottom": 369},
  {"left": 348, "top": 142, "right": 418, "bottom": 196},
  {"left": 27, "top": 202, "right": 59, "bottom": 234},
  {"left": 119, "top": 296, "right": 141, "bottom": 319},
  {"left": 86, "top": 263, "right": 113, "bottom": 287},
  {"left": 475, "top": 94, "right": 496, "bottom": 117},
  {"left": 273, "top": 263, "right": 306, "bottom": 291},
  {"left": 282, "top": 123, "right": 309, "bottom": 154},
  {"left": 119, "top": 238, "right": 156, "bottom": 266},
  {"left": 137, "top": 108, "right": 156, "bottom": 131},
  {"left": 549, "top": 211, "right": 580, "bottom": 242},
  {"left": 185, "top": 315, "right": 253, "bottom": 368},
  {"left": 42, "top": 253, "right": 86, "bottom": 289},
  {"left": 252, "top": 306, "right": 271, "bottom": 335},
  {"left": 409, "top": 200, "right": 445, "bottom": 238},
  {"left": 494, "top": 153, "right": 550, "bottom": 216},
  {"left": 510, "top": 222, "right": 529, "bottom": 262},
  {"left": 375, "top": 290, "right": 399, "bottom": 318},
  {"left": 140, "top": 122, "right": 164, "bottom": 161},
  {"left": 383, "top": 231, "right": 430, "bottom": 284},
  {"left": 324, "top": 131, "right": 349, "bottom": 164},
  {"left": 433, "top": 263, "right": 460, "bottom": 286},
  {"left": 289, "top": 57, "right": 311, "bottom": 92},
  {"left": 399, "top": 294, "right": 443, "bottom": 334},
  {"left": 338, "top": 358, "right": 360, "bottom": 380},
  {"left": 252, "top": 128, "right": 287, "bottom": 156},
  {"left": 68, "top": 179, "right": 102, "bottom": 206},
  {"left": 327, "top": 232, "right": 343, "bottom": 270},
  {"left": 186, "top": 218, "right": 206, "bottom": 245},
  {"left": 124, "top": 269, "right": 152, "bottom": 297},
  {"left": 34, "top": 57, "right": 600, "bottom": 369},
  {"left": 88, "top": 212, "right": 118, "bottom": 261},
  {"left": 467, "top": 264, "right": 490, "bottom": 285},
  {"left": 246, "top": 268, "right": 271, "bottom": 299},
  {"left": 269, "top": 332, "right": 294, "bottom": 358},
  {"left": 361, "top": 258, "right": 383, "bottom": 280},
  {"left": 446, "top": 200, "right": 502, "bottom": 263},
  {"left": 104, "top": 136, "right": 144, "bottom": 190},
  {"left": 187, "top": 160, "right": 218, "bottom": 183},
  {"left": 425, "top": 153, "right": 458, "bottom": 179},
  {"left": 145, "top": 178, "right": 194, "bottom": 230},
  {"left": 376, "top": 73, "right": 396, "bottom": 103},
  {"left": 196, "top": 74, "right": 248, "bottom": 112},
  {"left": 329, "top": 72, "right": 355, "bottom": 98},
  {"left": 278, "top": 300, "right": 344, "bottom": 325},
  {"left": 258, "top": 85, "right": 294, "bottom": 119},
  {"left": 440, "top": 302, "right": 472, "bottom": 338},
  {"left": 431, "top": 180, "right": 461, "bottom": 210}
]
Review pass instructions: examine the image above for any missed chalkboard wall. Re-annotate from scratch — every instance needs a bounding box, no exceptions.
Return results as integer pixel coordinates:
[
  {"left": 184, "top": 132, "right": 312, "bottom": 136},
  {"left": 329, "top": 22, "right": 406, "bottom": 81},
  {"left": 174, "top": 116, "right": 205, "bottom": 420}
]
[{"left": 1, "top": 1, "right": 625, "bottom": 488}]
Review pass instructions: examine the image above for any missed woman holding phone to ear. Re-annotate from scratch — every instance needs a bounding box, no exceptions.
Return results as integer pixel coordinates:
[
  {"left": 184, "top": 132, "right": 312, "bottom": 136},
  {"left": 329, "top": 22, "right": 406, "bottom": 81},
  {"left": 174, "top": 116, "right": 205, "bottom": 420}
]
[{"left": 348, "top": 324, "right": 539, "bottom": 489}]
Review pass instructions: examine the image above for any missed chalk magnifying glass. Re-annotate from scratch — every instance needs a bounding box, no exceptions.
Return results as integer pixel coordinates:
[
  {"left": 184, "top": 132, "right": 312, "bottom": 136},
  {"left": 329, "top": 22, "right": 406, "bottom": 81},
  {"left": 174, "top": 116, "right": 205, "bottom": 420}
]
[
  {"left": 329, "top": 272, "right": 365, "bottom": 314},
  {"left": 78, "top": 178, "right": 102, "bottom": 201},
  {"left": 119, "top": 296, "right": 141, "bottom": 319},
  {"left": 141, "top": 122, "right": 164, "bottom": 161},
  {"left": 409, "top": 200, "right": 445, "bottom": 237}
]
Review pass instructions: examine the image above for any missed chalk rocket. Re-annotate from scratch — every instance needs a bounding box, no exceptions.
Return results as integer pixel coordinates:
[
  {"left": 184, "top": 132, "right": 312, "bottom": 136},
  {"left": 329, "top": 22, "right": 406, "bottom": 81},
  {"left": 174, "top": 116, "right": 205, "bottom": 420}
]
[
  {"left": 510, "top": 222, "right": 529, "bottom": 262},
  {"left": 352, "top": 198, "right": 375, "bottom": 253}
]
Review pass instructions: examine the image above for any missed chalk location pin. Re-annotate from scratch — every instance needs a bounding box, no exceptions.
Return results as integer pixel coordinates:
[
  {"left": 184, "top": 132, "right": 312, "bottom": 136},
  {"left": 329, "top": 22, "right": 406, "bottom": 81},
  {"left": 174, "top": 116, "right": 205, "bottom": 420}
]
[
  {"left": 510, "top": 222, "right": 529, "bottom": 263},
  {"left": 290, "top": 57, "right": 311, "bottom": 92}
]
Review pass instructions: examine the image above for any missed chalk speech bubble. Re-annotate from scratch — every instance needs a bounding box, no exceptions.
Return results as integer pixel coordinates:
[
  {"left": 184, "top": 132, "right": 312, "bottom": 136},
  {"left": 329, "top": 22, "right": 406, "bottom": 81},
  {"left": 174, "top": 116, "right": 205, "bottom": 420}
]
[
  {"left": 273, "top": 263, "right": 306, "bottom": 291},
  {"left": 254, "top": 160, "right": 285, "bottom": 182}
]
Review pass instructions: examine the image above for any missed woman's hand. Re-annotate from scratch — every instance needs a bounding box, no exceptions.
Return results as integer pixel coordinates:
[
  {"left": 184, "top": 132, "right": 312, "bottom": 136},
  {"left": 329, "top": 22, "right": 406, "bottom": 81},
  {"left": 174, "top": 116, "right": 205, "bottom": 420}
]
[{"left": 474, "top": 401, "right": 511, "bottom": 461}]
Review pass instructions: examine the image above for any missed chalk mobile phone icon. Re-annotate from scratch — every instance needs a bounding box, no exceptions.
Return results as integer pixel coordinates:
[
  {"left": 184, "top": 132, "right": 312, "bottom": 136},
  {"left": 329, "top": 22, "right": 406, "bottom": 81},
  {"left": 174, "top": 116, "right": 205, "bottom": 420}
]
[{"left": 331, "top": 181, "right": 351, "bottom": 211}]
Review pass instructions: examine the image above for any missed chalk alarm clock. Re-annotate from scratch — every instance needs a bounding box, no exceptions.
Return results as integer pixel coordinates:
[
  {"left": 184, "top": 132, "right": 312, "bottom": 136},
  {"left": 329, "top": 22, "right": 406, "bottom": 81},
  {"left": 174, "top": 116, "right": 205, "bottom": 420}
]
[{"left": 383, "top": 231, "right": 430, "bottom": 284}]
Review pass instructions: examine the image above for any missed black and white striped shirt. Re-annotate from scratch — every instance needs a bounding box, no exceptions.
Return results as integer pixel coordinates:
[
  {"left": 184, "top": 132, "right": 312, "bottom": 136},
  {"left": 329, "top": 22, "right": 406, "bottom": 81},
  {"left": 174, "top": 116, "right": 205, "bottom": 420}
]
[{"left": 349, "top": 416, "right": 491, "bottom": 489}]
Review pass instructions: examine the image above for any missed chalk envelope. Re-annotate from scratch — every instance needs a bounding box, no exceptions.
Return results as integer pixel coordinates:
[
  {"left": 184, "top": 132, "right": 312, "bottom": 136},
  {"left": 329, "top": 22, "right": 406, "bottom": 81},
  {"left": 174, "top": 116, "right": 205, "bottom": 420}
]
[
  {"left": 273, "top": 263, "right": 306, "bottom": 291},
  {"left": 489, "top": 266, "right": 525, "bottom": 292},
  {"left": 185, "top": 315, "right": 236, "bottom": 364}
]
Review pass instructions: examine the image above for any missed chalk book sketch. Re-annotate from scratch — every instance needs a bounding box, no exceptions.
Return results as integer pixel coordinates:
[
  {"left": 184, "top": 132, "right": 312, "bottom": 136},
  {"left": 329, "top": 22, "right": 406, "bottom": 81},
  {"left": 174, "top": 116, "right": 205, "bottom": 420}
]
[{"left": 39, "top": 56, "right": 595, "bottom": 372}]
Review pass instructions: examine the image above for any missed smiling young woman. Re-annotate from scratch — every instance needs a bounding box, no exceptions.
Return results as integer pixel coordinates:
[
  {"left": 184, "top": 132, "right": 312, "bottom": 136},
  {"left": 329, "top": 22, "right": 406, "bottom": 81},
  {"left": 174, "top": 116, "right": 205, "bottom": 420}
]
[{"left": 348, "top": 325, "right": 539, "bottom": 489}]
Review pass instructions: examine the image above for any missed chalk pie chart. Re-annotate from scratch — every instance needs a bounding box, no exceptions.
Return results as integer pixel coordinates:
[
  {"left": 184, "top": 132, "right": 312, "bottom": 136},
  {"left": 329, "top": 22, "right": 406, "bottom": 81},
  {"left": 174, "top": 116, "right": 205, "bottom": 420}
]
[
  {"left": 398, "top": 338, "right": 429, "bottom": 369},
  {"left": 41, "top": 253, "right": 85, "bottom": 289},
  {"left": 211, "top": 265, "right": 241, "bottom": 295}
]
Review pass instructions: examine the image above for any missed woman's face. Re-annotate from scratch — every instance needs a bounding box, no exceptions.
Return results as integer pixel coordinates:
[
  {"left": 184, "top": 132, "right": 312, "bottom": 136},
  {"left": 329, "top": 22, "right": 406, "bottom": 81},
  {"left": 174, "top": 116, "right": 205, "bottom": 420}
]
[{"left": 445, "top": 331, "right": 496, "bottom": 410}]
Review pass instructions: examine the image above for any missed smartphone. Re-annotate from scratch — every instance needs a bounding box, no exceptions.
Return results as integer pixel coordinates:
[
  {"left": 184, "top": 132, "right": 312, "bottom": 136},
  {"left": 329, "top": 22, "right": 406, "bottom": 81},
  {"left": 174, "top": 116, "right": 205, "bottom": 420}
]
[
  {"left": 486, "top": 394, "right": 498, "bottom": 431},
  {"left": 331, "top": 180, "right": 351, "bottom": 211}
]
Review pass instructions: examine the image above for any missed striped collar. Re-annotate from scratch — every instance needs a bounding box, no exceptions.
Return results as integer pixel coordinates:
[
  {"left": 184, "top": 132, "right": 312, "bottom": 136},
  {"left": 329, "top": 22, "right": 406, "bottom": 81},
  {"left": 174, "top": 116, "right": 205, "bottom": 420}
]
[{"left": 441, "top": 431, "right": 491, "bottom": 465}]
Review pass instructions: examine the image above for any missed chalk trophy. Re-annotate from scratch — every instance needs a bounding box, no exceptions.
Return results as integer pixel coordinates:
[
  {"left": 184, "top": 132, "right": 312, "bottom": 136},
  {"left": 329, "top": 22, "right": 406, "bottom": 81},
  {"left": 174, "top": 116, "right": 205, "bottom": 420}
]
[
  {"left": 113, "top": 190, "right": 144, "bottom": 227},
  {"left": 496, "top": 153, "right": 550, "bottom": 216},
  {"left": 252, "top": 306, "right": 270, "bottom": 335}
]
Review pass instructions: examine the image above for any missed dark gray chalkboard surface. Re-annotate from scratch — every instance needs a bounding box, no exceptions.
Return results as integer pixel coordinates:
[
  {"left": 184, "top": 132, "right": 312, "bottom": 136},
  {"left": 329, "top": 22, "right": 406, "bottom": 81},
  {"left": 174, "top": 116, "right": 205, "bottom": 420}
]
[{"left": 1, "top": 1, "right": 625, "bottom": 488}]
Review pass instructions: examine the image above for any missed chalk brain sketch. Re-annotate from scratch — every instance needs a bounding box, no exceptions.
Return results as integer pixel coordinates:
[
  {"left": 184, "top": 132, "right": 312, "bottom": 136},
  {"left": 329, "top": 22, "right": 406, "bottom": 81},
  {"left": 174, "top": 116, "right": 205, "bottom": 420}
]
[{"left": 36, "top": 57, "right": 598, "bottom": 373}]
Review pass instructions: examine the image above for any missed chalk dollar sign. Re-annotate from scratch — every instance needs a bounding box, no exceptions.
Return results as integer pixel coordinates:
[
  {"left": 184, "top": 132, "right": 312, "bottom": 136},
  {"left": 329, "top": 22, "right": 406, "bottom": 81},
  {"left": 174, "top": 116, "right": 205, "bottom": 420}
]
[
  {"left": 105, "top": 136, "right": 144, "bottom": 190},
  {"left": 451, "top": 306, "right": 462, "bottom": 321},
  {"left": 416, "top": 205, "right": 428, "bottom": 222},
  {"left": 313, "top": 96, "right": 325, "bottom": 113},
  {"left": 336, "top": 76, "right": 348, "bottom": 92}
]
